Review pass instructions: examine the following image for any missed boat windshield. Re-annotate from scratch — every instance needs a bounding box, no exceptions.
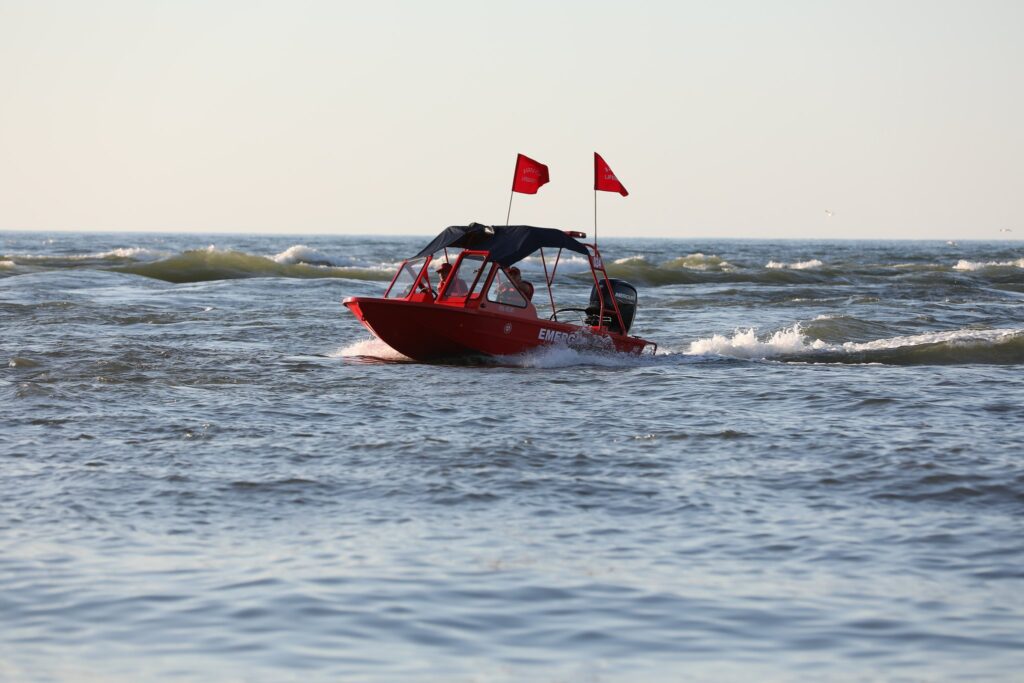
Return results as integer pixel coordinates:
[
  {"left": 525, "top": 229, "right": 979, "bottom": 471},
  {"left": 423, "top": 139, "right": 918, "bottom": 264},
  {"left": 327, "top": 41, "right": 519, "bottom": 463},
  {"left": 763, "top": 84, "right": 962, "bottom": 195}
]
[
  {"left": 385, "top": 257, "right": 427, "bottom": 299},
  {"left": 440, "top": 254, "right": 487, "bottom": 300},
  {"left": 487, "top": 268, "right": 528, "bottom": 308}
]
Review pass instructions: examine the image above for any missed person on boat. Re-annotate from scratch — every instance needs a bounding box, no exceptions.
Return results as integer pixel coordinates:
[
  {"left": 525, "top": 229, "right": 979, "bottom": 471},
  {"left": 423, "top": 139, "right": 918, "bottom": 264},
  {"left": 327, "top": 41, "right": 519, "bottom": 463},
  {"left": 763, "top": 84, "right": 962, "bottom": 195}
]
[
  {"left": 508, "top": 266, "right": 534, "bottom": 301},
  {"left": 495, "top": 267, "right": 527, "bottom": 304},
  {"left": 437, "top": 262, "right": 468, "bottom": 296}
]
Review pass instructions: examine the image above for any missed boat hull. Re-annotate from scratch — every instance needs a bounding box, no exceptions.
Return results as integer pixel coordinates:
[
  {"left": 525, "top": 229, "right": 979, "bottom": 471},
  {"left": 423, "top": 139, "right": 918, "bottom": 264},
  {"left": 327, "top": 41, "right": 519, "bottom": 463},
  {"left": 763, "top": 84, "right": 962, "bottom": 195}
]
[{"left": 343, "top": 297, "right": 652, "bottom": 361}]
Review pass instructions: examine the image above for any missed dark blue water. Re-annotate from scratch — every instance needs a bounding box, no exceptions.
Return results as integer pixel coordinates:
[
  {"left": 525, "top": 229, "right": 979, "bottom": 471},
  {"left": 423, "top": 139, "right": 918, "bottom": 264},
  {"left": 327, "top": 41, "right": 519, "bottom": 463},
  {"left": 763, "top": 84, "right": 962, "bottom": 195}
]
[{"left": 3, "top": 230, "right": 1024, "bottom": 681}]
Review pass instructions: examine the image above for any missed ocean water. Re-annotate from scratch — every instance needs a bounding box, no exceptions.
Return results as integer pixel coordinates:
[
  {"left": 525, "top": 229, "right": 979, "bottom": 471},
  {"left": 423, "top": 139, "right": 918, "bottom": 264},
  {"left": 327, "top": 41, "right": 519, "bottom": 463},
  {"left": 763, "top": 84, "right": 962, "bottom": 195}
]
[{"left": 2, "top": 230, "right": 1023, "bottom": 682}]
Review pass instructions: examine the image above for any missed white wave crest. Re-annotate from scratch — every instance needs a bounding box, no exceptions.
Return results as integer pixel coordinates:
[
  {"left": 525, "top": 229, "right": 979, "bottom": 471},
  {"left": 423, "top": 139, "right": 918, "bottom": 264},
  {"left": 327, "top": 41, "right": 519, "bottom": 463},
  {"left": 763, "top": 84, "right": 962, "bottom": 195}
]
[
  {"left": 10, "top": 247, "right": 169, "bottom": 262},
  {"left": 666, "top": 253, "right": 733, "bottom": 271},
  {"left": 272, "top": 245, "right": 346, "bottom": 267},
  {"left": 0, "top": 260, "right": 15, "bottom": 269},
  {"left": 331, "top": 337, "right": 410, "bottom": 361},
  {"left": 840, "top": 328, "right": 1022, "bottom": 352},
  {"left": 613, "top": 255, "right": 650, "bottom": 265},
  {"left": 766, "top": 259, "right": 824, "bottom": 270},
  {"left": 683, "top": 324, "right": 1023, "bottom": 361},
  {"left": 96, "top": 247, "right": 169, "bottom": 261},
  {"left": 517, "top": 254, "right": 591, "bottom": 274},
  {"left": 953, "top": 258, "right": 1024, "bottom": 271},
  {"left": 685, "top": 325, "right": 827, "bottom": 359}
]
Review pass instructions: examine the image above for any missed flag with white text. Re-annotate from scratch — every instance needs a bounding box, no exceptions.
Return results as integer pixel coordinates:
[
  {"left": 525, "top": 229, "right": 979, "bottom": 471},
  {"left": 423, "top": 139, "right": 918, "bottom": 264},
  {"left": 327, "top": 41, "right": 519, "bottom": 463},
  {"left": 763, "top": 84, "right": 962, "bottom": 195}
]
[
  {"left": 594, "top": 152, "right": 628, "bottom": 196},
  {"left": 511, "top": 154, "right": 550, "bottom": 194}
]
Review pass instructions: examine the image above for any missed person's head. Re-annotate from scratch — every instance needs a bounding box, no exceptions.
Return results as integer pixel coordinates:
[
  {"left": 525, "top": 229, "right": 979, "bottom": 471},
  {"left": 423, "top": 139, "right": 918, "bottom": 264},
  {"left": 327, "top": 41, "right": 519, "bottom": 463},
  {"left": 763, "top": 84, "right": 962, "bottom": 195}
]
[
  {"left": 438, "top": 262, "right": 452, "bottom": 278},
  {"left": 508, "top": 266, "right": 521, "bottom": 282}
]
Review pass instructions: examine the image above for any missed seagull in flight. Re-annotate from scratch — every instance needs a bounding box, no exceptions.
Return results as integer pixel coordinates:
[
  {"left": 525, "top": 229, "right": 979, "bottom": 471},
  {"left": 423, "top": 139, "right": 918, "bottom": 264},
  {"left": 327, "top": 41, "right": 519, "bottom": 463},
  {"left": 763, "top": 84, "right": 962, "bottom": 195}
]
[
  {"left": 999, "top": 228, "right": 1012, "bottom": 233},
  {"left": 824, "top": 209, "right": 834, "bottom": 218}
]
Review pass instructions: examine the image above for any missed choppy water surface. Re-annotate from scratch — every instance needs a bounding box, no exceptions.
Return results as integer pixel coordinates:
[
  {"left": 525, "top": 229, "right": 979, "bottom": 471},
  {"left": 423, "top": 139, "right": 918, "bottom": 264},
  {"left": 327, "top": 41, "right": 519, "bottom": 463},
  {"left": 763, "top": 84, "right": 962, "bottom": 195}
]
[{"left": 2, "top": 230, "right": 1024, "bottom": 681}]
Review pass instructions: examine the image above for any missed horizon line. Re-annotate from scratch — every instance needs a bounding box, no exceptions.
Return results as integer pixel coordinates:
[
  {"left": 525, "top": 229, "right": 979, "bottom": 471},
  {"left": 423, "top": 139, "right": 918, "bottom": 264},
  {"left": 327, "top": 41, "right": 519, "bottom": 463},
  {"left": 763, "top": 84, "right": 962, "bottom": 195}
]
[{"left": 1, "top": 227, "right": 1020, "bottom": 243}]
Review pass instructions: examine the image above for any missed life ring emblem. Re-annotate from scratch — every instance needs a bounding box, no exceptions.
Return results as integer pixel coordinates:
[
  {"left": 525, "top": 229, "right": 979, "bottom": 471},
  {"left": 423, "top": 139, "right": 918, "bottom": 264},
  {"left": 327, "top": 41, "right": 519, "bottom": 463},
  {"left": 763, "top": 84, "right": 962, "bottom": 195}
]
[{"left": 503, "top": 322, "right": 512, "bottom": 335}]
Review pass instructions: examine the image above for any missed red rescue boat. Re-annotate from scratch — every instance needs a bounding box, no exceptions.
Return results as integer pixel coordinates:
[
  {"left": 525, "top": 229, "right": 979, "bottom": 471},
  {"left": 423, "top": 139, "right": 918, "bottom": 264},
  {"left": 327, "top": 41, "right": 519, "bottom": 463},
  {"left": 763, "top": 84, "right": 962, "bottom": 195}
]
[{"left": 343, "top": 223, "right": 657, "bottom": 361}]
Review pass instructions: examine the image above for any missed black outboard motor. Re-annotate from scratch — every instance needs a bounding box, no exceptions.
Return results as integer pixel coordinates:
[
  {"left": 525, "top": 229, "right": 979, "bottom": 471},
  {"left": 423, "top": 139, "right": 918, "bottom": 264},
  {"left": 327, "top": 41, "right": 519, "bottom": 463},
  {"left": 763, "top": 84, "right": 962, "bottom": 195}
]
[{"left": 586, "top": 279, "right": 638, "bottom": 334}]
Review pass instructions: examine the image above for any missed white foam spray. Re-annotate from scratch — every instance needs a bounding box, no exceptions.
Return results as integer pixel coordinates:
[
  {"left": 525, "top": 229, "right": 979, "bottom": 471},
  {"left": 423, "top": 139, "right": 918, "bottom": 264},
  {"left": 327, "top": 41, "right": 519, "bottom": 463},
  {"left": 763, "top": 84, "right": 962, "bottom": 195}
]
[
  {"left": 517, "top": 253, "right": 591, "bottom": 275},
  {"left": 505, "top": 345, "right": 649, "bottom": 369},
  {"left": 613, "top": 255, "right": 650, "bottom": 266},
  {"left": 8, "top": 247, "right": 170, "bottom": 262},
  {"left": 684, "top": 325, "right": 827, "bottom": 359},
  {"left": 766, "top": 259, "right": 824, "bottom": 270},
  {"left": 953, "top": 258, "right": 1024, "bottom": 271},
  {"left": 682, "top": 324, "right": 1023, "bottom": 361},
  {"left": 94, "top": 247, "right": 169, "bottom": 261},
  {"left": 666, "top": 253, "right": 734, "bottom": 271},
  {"left": 331, "top": 337, "right": 410, "bottom": 361},
  {"left": 272, "top": 245, "right": 348, "bottom": 267}
]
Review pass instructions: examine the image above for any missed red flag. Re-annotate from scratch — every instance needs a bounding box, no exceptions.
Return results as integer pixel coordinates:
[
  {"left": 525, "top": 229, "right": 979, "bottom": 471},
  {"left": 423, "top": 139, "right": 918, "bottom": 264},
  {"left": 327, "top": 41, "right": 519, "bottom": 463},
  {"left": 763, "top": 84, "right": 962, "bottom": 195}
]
[
  {"left": 594, "top": 152, "right": 629, "bottom": 196},
  {"left": 511, "top": 154, "right": 550, "bottom": 194}
]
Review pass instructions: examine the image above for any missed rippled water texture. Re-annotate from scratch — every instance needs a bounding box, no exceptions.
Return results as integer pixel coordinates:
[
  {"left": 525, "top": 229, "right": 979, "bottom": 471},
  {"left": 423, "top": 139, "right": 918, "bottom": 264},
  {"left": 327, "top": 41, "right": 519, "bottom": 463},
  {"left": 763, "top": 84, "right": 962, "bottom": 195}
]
[{"left": 2, "top": 231, "right": 1024, "bottom": 681}]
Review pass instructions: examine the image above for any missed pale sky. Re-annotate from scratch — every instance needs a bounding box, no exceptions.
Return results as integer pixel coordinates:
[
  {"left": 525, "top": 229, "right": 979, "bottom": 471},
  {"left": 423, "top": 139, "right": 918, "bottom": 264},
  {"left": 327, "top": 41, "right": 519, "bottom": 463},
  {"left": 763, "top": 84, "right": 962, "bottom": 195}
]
[{"left": 1, "top": 1, "right": 1021, "bottom": 239}]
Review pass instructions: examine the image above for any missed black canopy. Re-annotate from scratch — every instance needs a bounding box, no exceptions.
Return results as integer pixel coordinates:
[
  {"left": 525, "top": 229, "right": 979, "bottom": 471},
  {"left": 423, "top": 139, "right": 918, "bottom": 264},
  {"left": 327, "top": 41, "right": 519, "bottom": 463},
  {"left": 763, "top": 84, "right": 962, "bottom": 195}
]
[{"left": 414, "top": 223, "right": 588, "bottom": 267}]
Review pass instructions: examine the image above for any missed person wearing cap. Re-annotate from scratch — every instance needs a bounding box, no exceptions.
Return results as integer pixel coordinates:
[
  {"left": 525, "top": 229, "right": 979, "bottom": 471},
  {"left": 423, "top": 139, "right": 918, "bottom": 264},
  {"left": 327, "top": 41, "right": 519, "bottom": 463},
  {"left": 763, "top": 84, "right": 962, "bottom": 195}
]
[{"left": 437, "top": 261, "right": 468, "bottom": 296}]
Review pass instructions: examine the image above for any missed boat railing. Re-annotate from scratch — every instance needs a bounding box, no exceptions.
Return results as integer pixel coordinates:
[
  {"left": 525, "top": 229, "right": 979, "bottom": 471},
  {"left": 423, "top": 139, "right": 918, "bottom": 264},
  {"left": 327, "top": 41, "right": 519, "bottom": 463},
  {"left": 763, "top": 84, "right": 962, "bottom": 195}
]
[
  {"left": 583, "top": 244, "right": 629, "bottom": 336},
  {"left": 384, "top": 242, "right": 634, "bottom": 345}
]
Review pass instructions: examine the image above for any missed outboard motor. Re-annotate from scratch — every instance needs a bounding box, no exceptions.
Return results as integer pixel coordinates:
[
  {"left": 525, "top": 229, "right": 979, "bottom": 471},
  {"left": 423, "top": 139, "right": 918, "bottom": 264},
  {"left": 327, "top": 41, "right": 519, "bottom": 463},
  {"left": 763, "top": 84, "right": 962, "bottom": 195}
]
[{"left": 586, "top": 279, "right": 638, "bottom": 334}]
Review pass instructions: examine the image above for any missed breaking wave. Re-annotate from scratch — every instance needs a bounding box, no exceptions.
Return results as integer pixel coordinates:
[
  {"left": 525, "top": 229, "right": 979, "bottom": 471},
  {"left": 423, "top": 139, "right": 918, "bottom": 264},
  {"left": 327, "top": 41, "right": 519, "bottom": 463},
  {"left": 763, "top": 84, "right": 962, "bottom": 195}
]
[
  {"left": 766, "top": 259, "right": 824, "bottom": 270},
  {"left": 663, "top": 253, "right": 734, "bottom": 271},
  {"left": 610, "top": 252, "right": 734, "bottom": 271},
  {"left": 799, "top": 314, "right": 899, "bottom": 343},
  {"left": 835, "top": 328, "right": 1024, "bottom": 365},
  {"left": 613, "top": 255, "right": 650, "bottom": 266},
  {"left": 686, "top": 326, "right": 827, "bottom": 358},
  {"left": 0, "top": 247, "right": 172, "bottom": 268},
  {"left": 0, "top": 243, "right": 393, "bottom": 283},
  {"left": 91, "top": 247, "right": 170, "bottom": 261},
  {"left": 517, "top": 254, "right": 591, "bottom": 275},
  {"left": 272, "top": 245, "right": 357, "bottom": 267},
  {"left": 681, "top": 325, "right": 1024, "bottom": 365},
  {"left": 604, "top": 262, "right": 829, "bottom": 286},
  {"left": 7, "top": 237, "right": 1022, "bottom": 293},
  {"left": 953, "top": 258, "right": 1024, "bottom": 271},
  {"left": 112, "top": 247, "right": 392, "bottom": 284},
  {"left": 604, "top": 253, "right": 734, "bottom": 283}
]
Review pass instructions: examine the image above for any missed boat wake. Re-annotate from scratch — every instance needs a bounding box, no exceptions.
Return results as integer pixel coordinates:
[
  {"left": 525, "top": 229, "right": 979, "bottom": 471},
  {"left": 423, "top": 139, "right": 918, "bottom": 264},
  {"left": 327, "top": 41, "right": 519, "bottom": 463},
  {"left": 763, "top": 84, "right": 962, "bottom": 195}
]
[
  {"left": 502, "top": 345, "right": 656, "bottom": 368},
  {"left": 336, "top": 325, "right": 1024, "bottom": 367}
]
